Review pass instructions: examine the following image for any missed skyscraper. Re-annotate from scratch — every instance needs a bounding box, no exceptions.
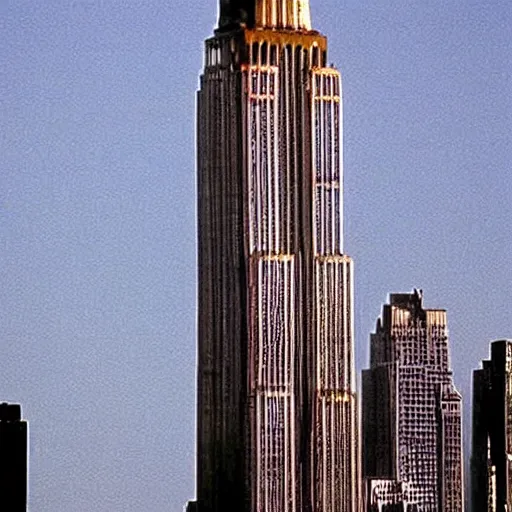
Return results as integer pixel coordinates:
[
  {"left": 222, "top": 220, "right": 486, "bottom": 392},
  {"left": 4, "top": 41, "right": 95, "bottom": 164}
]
[
  {"left": 0, "top": 402, "right": 28, "bottom": 512},
  {"left": 193, "top": 1, "right": 359, "bottom": 511},
  {"left": 362, "top": 290, "right": 464, "bottom": 511},
  {"left": 471, "top": 339, "right": 512, "bottom": 512}
]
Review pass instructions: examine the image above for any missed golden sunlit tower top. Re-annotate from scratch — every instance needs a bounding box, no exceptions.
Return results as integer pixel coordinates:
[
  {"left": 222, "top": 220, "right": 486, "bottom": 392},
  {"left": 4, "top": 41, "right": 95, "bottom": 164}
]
[{"left": 219, "top": 0, "right": 312, "bottom": 31}]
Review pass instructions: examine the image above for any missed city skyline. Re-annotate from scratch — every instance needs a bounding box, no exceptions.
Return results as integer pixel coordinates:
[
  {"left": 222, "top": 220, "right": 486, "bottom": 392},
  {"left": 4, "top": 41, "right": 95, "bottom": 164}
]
[{"left": 1, "top": 1, "right": 511, "bottom": 511}]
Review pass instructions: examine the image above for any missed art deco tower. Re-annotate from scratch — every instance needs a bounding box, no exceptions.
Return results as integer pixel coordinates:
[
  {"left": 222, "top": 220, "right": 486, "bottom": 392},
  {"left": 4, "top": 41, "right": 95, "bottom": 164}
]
[
  {"left": 194, "top": 1, "right": 359, "bottom": 511},
  {"left": 362, "top": 290, "right": 464, "bottom": 511}
]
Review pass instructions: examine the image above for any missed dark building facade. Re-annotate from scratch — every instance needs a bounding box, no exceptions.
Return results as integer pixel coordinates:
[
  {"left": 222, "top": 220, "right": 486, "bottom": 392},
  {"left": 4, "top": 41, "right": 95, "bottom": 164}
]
[
  {"left": 192, "top": 1, "right": 359, "bottom": 511},
  {"left": 362, "top": 290, "right": 464, "bottom": 511},
  {"left": 0, "top": 402, "right": 28, "bottom": 511},
  {"left": 471, "top": 339, "right": 512, "bottom": 512}
]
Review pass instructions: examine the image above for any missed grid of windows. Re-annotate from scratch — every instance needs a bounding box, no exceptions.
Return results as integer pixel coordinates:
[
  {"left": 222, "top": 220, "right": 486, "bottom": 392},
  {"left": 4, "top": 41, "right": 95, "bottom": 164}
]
[{"left": 363, "top": 291, "right": 463, "bottom": 512}]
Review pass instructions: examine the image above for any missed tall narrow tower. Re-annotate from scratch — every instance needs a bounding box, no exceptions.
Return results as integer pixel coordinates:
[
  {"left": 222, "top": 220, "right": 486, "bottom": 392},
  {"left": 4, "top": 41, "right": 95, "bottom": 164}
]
[{"left": 194, "top": 1, "right": 359, "bottom": 511}]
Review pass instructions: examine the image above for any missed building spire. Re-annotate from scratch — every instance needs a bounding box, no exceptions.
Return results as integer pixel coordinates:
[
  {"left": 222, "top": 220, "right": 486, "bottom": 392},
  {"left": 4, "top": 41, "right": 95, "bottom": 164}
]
[
  {"left": 256, "top": 0, "right": 311, "bottom": 30},
  {"left": 219, "top": 0, "right": 312, "bottom": 31}
]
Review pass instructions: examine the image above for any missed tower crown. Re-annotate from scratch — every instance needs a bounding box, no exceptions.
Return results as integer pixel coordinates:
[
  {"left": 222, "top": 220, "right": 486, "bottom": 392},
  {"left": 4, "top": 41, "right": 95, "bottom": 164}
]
[{"left": 219, "top": 0, "right": 312, "bottom": 31}]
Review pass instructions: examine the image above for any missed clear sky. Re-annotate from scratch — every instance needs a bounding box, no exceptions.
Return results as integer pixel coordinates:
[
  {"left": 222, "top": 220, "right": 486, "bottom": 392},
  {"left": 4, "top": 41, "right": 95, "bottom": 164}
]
[{"left": 1, "top": 0, "right": 510, "bottom": 510}]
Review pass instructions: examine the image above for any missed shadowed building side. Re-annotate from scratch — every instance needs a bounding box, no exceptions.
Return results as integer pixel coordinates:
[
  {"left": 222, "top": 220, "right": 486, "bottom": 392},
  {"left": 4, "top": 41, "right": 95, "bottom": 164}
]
[
  {"left": 0, "top": 402, "right": 28, "bottom": 512},
  {"left": 471, "top": 340, "right": 512, "bottom": 512}
]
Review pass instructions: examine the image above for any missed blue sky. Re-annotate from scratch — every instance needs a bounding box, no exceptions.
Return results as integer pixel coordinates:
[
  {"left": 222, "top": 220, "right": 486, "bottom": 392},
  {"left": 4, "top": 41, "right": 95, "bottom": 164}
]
[{"left": 1, "top": 1, "right": 511, "bottom": 510}]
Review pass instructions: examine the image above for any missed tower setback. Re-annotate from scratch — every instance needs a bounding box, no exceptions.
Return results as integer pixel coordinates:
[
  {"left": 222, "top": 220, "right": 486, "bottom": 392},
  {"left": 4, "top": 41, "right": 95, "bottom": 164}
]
[
  {"left": 193, "top": 1, "right": 359, "bottom": 511},
  {"left": 362, "top": 290, "right": 464, "bottom": 511}
]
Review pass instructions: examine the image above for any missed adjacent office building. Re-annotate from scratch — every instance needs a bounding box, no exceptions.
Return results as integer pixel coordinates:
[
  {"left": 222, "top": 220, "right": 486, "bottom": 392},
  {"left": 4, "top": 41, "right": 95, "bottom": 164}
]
[
  {"left": 471, "top": 339, "right": 512, "bottom": 512},
  {"left": 362, "top": 290, "right": 464, "bottom": 511},
  {"left": 0, "top": 402, "right": 28, "bottom": 511},
  {"left": 191, "top": 1, "right": 359, "bottom": 511}
]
